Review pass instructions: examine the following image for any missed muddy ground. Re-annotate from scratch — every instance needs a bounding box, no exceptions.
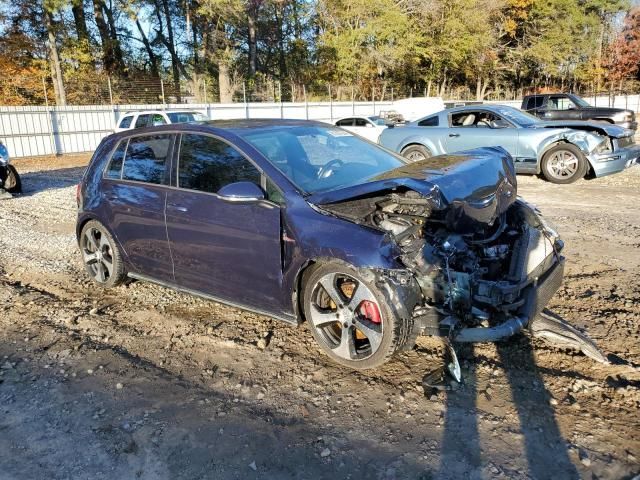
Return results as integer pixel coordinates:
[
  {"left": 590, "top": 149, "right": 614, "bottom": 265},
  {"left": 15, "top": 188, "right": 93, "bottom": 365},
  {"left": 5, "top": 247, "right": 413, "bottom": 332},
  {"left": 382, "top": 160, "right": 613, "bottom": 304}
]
[{"left": 0, "top": 154, "right": 639, "bottom": 480}]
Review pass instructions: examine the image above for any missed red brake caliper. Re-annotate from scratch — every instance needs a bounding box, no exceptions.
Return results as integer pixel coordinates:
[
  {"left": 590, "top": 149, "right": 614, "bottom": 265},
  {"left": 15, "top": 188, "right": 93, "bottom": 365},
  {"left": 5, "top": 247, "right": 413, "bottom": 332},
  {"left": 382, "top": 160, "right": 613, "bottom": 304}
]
[{"left": 358, "top": 300, "right": 381, "bottom": 324}]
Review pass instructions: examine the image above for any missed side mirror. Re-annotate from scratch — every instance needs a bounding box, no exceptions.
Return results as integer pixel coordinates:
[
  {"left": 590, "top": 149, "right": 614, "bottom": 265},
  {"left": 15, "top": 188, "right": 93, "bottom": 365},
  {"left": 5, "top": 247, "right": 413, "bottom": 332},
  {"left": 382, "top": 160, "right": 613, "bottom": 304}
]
[{"left": 217, "top": 181, "right": 265, "bottom": 203}]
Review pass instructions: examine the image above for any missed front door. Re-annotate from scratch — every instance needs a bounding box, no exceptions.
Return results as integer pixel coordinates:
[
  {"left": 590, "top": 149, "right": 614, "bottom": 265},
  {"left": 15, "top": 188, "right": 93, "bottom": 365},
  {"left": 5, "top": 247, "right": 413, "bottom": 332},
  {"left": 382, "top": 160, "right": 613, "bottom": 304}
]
[
  {"left": 101, "top": 133, "right": 174, "bottom": 281},
  {"left": 165, "top": 133, "right": 286, "bottom": 314},
  {"left": 445, "top": 110, "right": 519, "bottom": 157}
]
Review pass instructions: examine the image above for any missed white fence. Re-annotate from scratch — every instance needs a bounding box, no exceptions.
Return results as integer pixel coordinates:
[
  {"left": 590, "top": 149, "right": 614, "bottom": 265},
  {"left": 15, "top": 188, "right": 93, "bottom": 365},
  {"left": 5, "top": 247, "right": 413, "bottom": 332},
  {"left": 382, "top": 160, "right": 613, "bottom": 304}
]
[
  {"left": 2, "top": 94, "right": 639, "bottom": 159},
  {"left": 0, "top": 101, "right": 393, "bottom": 158}
]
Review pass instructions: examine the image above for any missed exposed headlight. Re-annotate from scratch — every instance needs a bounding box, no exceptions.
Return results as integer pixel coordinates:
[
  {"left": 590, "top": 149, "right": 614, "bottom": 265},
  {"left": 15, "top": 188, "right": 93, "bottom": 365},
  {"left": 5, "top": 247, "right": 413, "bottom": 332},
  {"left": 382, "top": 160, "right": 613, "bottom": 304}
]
[{"left": 593, "top": 138, "right": 613, "bottom": 154}]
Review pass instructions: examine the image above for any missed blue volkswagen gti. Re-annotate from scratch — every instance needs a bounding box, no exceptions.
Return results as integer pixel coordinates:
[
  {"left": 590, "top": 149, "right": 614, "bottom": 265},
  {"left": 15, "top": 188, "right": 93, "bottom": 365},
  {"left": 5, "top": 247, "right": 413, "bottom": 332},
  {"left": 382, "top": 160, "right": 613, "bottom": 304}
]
[{"left": 77, "top": 119, "right": 591, "bottom": 374}]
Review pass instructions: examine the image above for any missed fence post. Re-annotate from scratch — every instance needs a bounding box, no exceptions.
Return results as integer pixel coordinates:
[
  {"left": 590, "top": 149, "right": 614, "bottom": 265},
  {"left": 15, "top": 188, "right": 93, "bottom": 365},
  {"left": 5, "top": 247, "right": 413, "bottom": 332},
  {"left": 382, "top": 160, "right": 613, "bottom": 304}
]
[
  {"left": 243, "top": 82, "right": 249, "bottom": 119},
  {"left": 160, "top": 79, "right": 166, "bottom": 109},
  {"left": 204, "top": 78, "right": 211, "bottom": 119},
  {"left": 391, "top": 87, "right": 394, "bottom": 103},
  {"left": 372, "top": 86, "right": 376, "bottom": 115},
  {"left": 279, "top": 81, "right": 283, "bottom": 119},
  {"left": 351, "top": 86, "right": 355, "bottom": 115},
  {"left": 42, "top": 77, "right": 57, "bottom": 156},
  {"left": 328, "top": 84, "right": 333, "bottom": 121},
  {"left": 303, "top": 85, "right": 309, "bottom": 120},
  {"left": 108, "top": 76, "right": 117, "bottom": 131}
]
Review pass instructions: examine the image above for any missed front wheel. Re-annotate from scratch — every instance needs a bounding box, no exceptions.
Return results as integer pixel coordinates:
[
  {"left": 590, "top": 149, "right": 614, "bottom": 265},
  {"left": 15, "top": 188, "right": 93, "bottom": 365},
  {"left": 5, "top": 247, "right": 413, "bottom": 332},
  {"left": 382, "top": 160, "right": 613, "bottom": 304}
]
[
  {"left": 302, "top": 262, "right": 413, "bottom": 369},
  {"left": 541, "top": 144, "right": 587, "bottom": 184},
  {"left": 79, "top": 220, "right": 125, "bottom": 288},
  {"left": 3, "top": 165, "right": 21, "bottom": 194},
  {"left": 401, "top": 144, "right": 431, "bottom": 162}
]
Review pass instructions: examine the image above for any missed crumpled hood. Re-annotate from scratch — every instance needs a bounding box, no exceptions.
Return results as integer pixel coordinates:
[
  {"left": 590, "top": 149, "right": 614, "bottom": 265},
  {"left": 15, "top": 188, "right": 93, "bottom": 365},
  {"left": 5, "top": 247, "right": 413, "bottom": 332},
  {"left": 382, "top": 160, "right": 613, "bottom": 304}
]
[
  {"left": 529, "top": 120, "right": 633, "bottom": 138},
  {"left": 308, "top": 147, "right": 518, "bottom": 232}
]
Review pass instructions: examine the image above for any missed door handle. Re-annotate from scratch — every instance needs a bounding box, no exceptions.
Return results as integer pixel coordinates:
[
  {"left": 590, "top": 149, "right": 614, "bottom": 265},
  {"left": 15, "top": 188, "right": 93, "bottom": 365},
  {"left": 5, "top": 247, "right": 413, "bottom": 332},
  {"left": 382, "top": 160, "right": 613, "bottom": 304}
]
[
  {"left": 449, "top": 133, "right": 460, "bottom": 137},
  {"left": 168, "top": 204, "right": 188, "bottom": 213}
]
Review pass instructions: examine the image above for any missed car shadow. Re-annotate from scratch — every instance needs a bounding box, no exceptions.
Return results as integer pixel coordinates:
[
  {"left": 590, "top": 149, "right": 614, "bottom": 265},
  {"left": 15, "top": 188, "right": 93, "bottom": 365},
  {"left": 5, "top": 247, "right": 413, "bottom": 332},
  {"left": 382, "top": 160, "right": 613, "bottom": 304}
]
[
  {"left": 436, "top": 337, "right": 580, "bottom": 479},
  {"left": 13, "top": 166, "right": 86, "bottom": 197}
]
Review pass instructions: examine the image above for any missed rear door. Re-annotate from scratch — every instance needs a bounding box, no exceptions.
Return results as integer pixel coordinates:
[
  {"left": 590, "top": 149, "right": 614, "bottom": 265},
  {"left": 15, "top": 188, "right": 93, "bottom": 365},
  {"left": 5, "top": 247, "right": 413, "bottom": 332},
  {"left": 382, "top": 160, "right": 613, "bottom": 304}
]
[
  {"left": 165, "top": 133, "right": 286, "bottom": 313},
  {"left": 101, "top": 133, "right": 175, "bottom": 281},
  {"left": 444, "top": 110, "right": 518, "bottom": 156}
]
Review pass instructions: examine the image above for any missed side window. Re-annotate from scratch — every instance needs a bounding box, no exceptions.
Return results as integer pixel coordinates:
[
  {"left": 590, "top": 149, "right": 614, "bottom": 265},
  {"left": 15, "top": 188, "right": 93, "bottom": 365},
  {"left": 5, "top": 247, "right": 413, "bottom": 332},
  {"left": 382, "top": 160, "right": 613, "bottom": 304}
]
[
  {"left": 549, "top": 96, "right": 575, "bottom": 110},
  {"left": 265, "top": 178, "right": 285, "bottom": 205},
  {"left": 336, "top": 118, "right": 354, "bottom": 127},
  {"left": 151, "top": 114, "right": 166, "bottom": 126},
  {"left": 178, "top": 134, "right": 261, "bottom": 194},
  {"left": 526, "top": 97, "right": 544, "bottom": 110},
  {"left": 122, "top": 134, "right": 171, "bottom": 184},
  {"left": 451, "top": 111, "right": 481, "bottom": 127},
  {"left": 134, "top": 114, "right": 150, "bottom": 128},
  {"left": 118, "top": 116, "right": 133, "bottom": 129},
  {"left": 354, "top": 118, "right": 368, "bottom": 127},
  {"left": 418, "top": 116, "right": 439, "bottom": 127},
  {"left": 105, "top": 140, "right": 127, "bottom": 179}
]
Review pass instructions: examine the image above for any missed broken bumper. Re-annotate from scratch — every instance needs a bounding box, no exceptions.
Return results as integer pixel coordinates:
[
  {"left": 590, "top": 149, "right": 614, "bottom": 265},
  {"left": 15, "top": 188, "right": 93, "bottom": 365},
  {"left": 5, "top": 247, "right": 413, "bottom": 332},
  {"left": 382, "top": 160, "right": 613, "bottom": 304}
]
[{"left": 588, "top": 144, "right": 640, "bottom": 177}]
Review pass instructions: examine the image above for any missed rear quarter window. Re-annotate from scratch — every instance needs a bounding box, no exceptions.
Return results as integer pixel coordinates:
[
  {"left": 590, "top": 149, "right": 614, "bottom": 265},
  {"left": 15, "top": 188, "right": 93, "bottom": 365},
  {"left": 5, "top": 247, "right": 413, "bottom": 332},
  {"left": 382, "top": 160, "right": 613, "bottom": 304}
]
[
  {"left": 104, "top": 140, "right": 127, "bottom": 179},
  {"left": 118, "top": 116, "right": 133, "bottom": 129},
  {"left": 418, "top": 116, "right": 439, "bottom": 127}
]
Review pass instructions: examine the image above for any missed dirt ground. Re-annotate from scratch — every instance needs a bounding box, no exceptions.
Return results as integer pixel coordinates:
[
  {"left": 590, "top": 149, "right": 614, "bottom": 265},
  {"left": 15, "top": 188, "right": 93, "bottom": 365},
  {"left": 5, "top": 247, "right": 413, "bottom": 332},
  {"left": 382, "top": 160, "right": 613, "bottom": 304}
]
[{"left": 0, "top": 154, "right": 639, "bottom": 480}]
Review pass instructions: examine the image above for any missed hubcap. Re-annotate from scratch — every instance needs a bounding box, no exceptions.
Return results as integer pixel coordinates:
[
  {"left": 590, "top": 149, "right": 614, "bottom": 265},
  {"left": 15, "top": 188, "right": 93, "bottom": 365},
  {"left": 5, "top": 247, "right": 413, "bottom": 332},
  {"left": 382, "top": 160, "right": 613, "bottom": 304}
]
[
  {"left": 547, "top": 150, "right": 579, "bottom": 179},
  {"left": 82, "top": 227, "right": 114, "bottom": 283},
  {"left": 309, "top": 272, "right": 384, "bottom": 361},
  {"left": 405, "top": 150, "right": 427, "bottom": 162}
]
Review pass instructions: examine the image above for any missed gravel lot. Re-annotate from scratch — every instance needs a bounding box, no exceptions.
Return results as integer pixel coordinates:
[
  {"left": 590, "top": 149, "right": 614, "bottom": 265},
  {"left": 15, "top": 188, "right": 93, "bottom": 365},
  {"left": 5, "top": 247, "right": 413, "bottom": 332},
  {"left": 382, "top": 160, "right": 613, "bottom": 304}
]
[{"left": 0, "top": 155, "right": 639, "bottom": 480}]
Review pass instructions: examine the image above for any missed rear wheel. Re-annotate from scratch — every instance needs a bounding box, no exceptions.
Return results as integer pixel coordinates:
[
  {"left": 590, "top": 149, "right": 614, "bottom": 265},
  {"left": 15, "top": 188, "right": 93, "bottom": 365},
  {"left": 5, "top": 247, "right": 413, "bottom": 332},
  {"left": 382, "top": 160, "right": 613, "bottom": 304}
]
[
  {"left": 3, "top": 165, "right": 21, "bottom": 194},
  {"left": 79, "top": 220, "right": 125, "bottom": 288},
  {"left": 401, "top": 144, "right": 431, "bottom": 162},
  {"left": 541, "top": 144, "right": 587, "bottom": 184},
  {"left": 302, "top": 262, "right": 412, "bottom": 369}
]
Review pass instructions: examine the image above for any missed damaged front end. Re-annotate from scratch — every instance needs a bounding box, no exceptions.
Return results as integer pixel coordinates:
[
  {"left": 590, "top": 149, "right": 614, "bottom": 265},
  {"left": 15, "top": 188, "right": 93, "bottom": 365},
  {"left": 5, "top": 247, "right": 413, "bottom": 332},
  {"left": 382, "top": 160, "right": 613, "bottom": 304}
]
[{"left": 312, "top": 147, "right": 604, "bottom": 384}]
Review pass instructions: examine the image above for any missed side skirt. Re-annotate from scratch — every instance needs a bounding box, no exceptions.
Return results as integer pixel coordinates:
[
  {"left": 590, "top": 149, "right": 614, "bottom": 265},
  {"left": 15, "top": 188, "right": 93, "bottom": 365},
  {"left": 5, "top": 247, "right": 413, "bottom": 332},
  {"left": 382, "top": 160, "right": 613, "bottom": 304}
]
[{"left": 127, "top": 272, "right": 300, "bottom": 326}]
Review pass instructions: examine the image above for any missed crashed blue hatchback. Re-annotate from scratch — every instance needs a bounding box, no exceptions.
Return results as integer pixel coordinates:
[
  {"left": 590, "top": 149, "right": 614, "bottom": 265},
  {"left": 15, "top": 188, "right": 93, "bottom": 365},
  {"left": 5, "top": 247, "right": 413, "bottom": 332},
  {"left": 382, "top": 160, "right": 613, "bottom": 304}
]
[{"left": 76, "top": 120, "right": 604, "bottom": 386}]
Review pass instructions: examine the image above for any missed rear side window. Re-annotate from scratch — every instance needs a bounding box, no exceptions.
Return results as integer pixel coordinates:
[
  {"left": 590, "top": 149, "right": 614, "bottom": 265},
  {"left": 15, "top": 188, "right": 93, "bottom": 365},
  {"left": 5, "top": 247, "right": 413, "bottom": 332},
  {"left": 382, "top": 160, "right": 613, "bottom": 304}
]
[
  {"left": 105, "top": 140, "right": 127, "bottom": 179},
  {"left": 134, "top": 114, "right": 150, "bottom": 128},
  {"left": 150, "top": 114, "right": 166, "bottom": 126},
  {"left": 418, "top": 116, "right": 439, "bottom": 127},
  {"left": 118, "top": 116, "right": 133, "bottom": 129},
  {"left": 122, "top": 134, "right": 172, "bottom": 184},
  {"left": 355, "top": 118, "right": 368, "bottom": 127},
  {"left": 178, "top": 134, "right": 260, "bottom": 194},
  {"left": 526, "top": 97, "right": 544, "bottom": 110},
  {"left": 336, "top": 118, "right": 354, "bottom": 127}
]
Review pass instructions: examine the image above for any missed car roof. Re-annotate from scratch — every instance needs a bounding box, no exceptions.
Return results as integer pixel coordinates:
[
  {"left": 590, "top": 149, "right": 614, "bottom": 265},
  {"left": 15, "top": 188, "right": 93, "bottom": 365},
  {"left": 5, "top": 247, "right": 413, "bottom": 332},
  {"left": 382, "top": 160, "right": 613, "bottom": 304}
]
[
  {"left": 121, "top": 110, "right": 201, "bottom": 116},
  {"left": 443, "top": 104, "right": 520, "bottom": 115},
  {"left": 109, "top": 118, "right": 330, "bottom": 141}
]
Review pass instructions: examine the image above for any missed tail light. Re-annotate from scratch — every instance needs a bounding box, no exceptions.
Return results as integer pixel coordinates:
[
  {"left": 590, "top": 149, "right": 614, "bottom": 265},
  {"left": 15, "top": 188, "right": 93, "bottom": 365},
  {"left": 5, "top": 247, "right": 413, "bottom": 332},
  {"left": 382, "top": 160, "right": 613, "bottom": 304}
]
[{"left": 76, "top": 183, "right": 81, "bottom": 208}]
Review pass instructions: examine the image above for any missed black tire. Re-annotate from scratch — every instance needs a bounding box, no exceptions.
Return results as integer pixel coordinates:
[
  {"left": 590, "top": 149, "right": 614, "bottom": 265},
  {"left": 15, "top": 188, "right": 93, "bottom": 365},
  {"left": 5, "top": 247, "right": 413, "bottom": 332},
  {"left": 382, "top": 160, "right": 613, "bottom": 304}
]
[
  {"left": 541, "top": 144, "right": 587, "bottom": 184},
  {"left": 3, "top": 165, "right": 21, "bottom": 194},
  {"left": 79, "top": 220, "right": 125, "bottom": 288},
  {"left": 401, "top": 144, "right": 431, "bottom": 162},
  {"left": 302, "top": 262, "right": 413, "bottom": 370}
]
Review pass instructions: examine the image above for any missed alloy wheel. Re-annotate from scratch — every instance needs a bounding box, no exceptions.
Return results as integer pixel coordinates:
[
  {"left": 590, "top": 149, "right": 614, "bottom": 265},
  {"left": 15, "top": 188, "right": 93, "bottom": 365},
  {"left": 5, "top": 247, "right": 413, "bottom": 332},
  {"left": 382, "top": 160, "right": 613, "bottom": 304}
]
[
  {"left": 308, "top": 272, "right": 384, "bottom": 361},
  {"left": 546, "top": 150, "right": 579, "bottom": 180},
  {"left": 81, "top": 227, "right": 114, "bottom": 283}
]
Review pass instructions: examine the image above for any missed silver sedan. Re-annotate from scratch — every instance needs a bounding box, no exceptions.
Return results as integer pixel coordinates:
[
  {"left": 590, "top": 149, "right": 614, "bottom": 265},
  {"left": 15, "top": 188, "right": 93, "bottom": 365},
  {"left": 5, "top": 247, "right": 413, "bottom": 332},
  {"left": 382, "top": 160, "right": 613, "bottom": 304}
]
[{"left": 379, "top": 105, "right": 639, "bottom": 184}]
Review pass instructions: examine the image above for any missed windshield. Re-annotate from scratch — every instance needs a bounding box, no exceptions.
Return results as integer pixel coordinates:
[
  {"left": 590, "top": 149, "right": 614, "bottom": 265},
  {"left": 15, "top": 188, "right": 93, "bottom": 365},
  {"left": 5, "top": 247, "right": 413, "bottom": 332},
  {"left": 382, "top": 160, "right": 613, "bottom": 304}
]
[
  {"left": 569, "top": 94, "right": 591, "bottom": 108},
  {"left": 492, "top": 106, "right": 541, "bottom": 127},
  {"left": 369, "top": 116, "right": 387, "bottom": 126},
  {"left": 167, "top": 112, "right": 208, "bottom": 123},
  {"left": 239, "top": 125, "right": 405, "bottom": 194}
]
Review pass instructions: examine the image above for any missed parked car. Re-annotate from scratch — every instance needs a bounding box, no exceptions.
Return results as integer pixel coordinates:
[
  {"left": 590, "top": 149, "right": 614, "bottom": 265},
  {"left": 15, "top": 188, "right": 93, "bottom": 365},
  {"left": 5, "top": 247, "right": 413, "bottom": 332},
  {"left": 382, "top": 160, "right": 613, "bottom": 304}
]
[
  {"left": 379, "top": 105, "right": 639, "bottom": 184},
  {"left": 334, "top": 116, "right": 389, "bottom": 142},
  {"left": 0, "top": 140, "right": 21, "bottom": 198},
  {"left": 115, "top": 110, "right": 208, "bottom": 132},
  {"left": 77, "top": 119, "right": 598, "bottom": 376},
  {"left": 522, "top": 93, "right": 637, "bottom": 130}
]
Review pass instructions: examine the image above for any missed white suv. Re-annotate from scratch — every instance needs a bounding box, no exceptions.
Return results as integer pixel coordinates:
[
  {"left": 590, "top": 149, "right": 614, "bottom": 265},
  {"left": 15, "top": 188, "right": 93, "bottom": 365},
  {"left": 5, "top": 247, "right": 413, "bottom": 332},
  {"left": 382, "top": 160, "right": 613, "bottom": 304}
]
[{"left": 115, "top": 110, "right": 208, "bottom": 132}]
